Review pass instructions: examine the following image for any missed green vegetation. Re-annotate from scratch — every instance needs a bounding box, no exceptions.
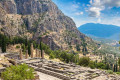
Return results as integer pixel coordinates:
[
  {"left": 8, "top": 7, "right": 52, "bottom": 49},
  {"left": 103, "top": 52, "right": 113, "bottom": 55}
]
[
  {"left": 0, "top": 34, "right": 8, "bottom": 53},
  {"left": 1, "top": 64, "right": 35, "bottom": 80},
  {"left": 0, "top": 33, "right": 120, "bottom": 73},
  {"left": 78, "top": 57, "right": 90, "bottom": 67},
  {"left": 16, "top": 45, "right": 20, "bottom": 49},
  {"left": 106, "top": 70, "right": 113, "bottom": 74}
]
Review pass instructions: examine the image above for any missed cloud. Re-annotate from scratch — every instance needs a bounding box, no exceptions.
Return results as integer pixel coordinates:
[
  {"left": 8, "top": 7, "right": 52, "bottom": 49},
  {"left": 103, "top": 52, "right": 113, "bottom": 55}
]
[
  {"left": 88, "top": 0, "right": 120, "bottom": 17},
  {"left": 88, "top": 7, "right": 102, "bottom": 17},
  {"left": 75, "top": 12, "right": 83, "bottom": 15}
]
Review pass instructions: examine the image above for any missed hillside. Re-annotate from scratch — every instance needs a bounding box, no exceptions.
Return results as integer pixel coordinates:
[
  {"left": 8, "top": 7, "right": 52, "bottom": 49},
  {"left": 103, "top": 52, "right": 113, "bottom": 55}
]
[
  {"left": 0, "top": 0, "right": 98, "bottom": 53},
  {"left": 78, "top": 23, "right": 120, "bottom": 40}
]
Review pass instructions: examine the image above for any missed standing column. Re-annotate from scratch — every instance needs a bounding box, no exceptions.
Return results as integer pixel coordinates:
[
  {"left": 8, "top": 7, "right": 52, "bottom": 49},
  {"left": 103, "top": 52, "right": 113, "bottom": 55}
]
[
  {"left": 19, "top": 49, "right": 23, "bottom": 60},
  {"left": 118, "top": 66, "right": 119, "bottom": 71},
  {"left": 42, "top": 50, "right": 44, "bottom": 59},
  {"left": 39, "top": 50, "right": 41, "bottom": 58},
  {"left": 25, "top": 50, "right": 29, "bottom": 59},
  {"left": 113, "top": 64, "right": 115, "bottom": 72},
  {"left": 31, "top": 43, "right": 34, "bottom": 58},
  {"left": 36, "top": 49, "right": 38, "bottom": 57}
]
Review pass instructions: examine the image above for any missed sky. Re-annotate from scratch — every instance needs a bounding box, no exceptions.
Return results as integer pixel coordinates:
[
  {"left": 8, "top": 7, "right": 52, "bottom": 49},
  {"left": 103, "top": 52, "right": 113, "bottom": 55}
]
[{"left": 52, "top": 0, "right": 120, "bottom": 27}]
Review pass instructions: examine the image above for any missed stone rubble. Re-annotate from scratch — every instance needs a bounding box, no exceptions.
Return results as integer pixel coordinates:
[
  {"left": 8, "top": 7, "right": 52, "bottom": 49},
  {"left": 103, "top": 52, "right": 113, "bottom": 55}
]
[
  {"left": 17, "top": 58, "right": 120, "bottom": 80},
  {"left": 1, "top": 53, "right": 120, "bottom": 80}
]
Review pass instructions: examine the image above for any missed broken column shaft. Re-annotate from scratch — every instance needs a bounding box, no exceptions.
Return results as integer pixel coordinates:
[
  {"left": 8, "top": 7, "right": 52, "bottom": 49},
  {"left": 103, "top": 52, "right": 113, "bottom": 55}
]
[
  {"left": 25, "top": 50, "right": 29, "bottom": 59},
  {"left": 31, "top": 43, "right": 34, "bottom": 58},
  {"left": 19, "top": 49, "right": 23, "bottom": 60}
]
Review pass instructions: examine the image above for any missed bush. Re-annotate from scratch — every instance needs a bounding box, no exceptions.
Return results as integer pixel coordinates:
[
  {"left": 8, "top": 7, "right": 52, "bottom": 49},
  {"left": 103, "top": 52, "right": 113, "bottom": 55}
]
[
  {"left": 116, "top": 72, "right": 120, "bottom": 75},
  {"left": 107, "top": 70, "right": 113, "bottom": 74},
  {"left": 78, "top": 57, "right": 90, "bottom": 67},
  {"left": 89, "top": 61, "right": 96, "bottom": 69},
  {"left": 16, "top": 45, "right": 20, "bottom": 49},
  {"left": 1, "top": 64, "right": 35, "bottom": 80},
  {"left": 49, "top": 52, "right": 55, "bottom": 59},
  {"left": 96, "top": 62, "right": 106, "bottom": 69}
]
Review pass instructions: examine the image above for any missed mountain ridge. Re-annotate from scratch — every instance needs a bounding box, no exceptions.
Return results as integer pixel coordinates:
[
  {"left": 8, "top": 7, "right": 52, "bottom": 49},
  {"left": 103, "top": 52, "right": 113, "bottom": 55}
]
[
  {"left": 0, "top": 0, "right": 98, "bottom": 53},
  {"left": 78, "top": 23, "right": 120, "bottom": 40}
]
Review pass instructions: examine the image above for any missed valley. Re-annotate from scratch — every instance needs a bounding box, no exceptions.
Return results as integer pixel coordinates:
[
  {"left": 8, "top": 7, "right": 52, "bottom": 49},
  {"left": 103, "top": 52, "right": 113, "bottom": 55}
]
[{"left": 0, "top": 0, "right": 120, "bottom": 80}]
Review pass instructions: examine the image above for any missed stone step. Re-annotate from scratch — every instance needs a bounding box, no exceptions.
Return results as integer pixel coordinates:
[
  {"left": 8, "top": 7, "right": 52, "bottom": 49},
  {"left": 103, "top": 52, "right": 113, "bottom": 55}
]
[{"left": 37, "top": 68, "right": 70, "bottom": 80}]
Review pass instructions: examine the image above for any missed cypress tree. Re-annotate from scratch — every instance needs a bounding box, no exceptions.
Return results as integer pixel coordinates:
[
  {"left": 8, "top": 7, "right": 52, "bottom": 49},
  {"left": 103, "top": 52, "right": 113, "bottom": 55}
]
[
  {"left": 116, "top": 60, "right": 118, "bottom": 72},
  {"left": 40, "top": 37, "right": 43, "bottom": 57},
  {"left": 113, "top": 64, "right": 116, "bottom": 72},
  {"left": 40, "top": 41, "right": 43, "bottom": 57},
  {"left": 1, "top": 36, "right": 6, "bottom": 53},
  {"left": 106, "top": 63, "right": 109, "bottom": 70},
  {"left": 28, "top": 42, "right": 31, "bottom": 56}
]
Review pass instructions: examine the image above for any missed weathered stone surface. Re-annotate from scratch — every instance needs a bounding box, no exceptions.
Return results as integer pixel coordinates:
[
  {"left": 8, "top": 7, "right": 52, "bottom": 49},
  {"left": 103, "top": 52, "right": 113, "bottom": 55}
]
[
  {"left": 15, "top": 58, "right": 120, "bottom": 80},
  {"left": 19, "top": 49, "right": 23, "bottom": 60},
  {"left": 39, "top": 50, "right": 41, "bottom": 58},
  {"left": 35, "top": 49, "right": 38, "bottom": 58},
  {"left": 25, "top": 50, "right": 29, "bottom": 59},
  {"left": 0, "top": 0, "right": 98, "bottom": 52},
  {"left": 42, "top": 50, "right": 44, "bottom": 59},
  {"left": 31, "top": 43, "right": 34, "bottom": 58}
]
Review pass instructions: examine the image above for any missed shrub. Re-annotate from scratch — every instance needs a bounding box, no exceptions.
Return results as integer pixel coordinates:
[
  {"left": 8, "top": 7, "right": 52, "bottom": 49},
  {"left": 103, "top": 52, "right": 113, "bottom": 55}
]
[
  {"left": 49, "top": 52, "right": 55, "bottom": 59},
  {"left": 107, "top": 70, "right": 113, "bottom": 74},
  {"left": 78, "top": 57, "right": 90, "bottom": 67},
  {"left": 89, "top": 61, "right": 96, "bottom": 69},
  {"left": 1, "top": 64, "right": 35, "bottom": 80},
  {"left": 16, "top": 45, "right": 20, "bottom": 49},
  {"left": 116, "top": 72, "right": 120, "bottom": 75},
  {"left": 96, "top": 62, "right": 106, "bottom": 69}
]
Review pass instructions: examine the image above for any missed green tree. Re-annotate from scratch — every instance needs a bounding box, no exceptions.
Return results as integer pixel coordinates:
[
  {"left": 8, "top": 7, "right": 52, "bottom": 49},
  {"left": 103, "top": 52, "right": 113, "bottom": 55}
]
[
  {"left": 76, "top": 44, "right": 80, "bottom": 51},
  {"left": 22, "top": 44, "right": 26, "bottom": 53},
  {"left": 118, "top": 58, "right": 120, "bottom": 66},
  {"left": 1, "top": 36, "right": 6, "bottom": 53},
  {"left": 40, "top": 37, "right": 43, "bottom": 57},
  {"left": 1, "top": 64, "right": 35, "bottom": 80},
  {"left": 28, "top": 42, "right": 31, "bottom": 56}
]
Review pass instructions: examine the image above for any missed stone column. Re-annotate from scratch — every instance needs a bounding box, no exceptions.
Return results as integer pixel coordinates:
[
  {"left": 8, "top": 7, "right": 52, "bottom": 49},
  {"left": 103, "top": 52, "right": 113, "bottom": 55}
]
[
  {"left": 42, "top": 50, "right": 44, "bottom": 59},
  {"left": 118, "top": 66, "right": 119, "bottom": 71},
  {"left": 19, "top": 49, "right": 23, "bottom": 60},
  {"left": 25, "top": 50, "right": 29, "bottom": 59},
  {"left": 39, "top": 50, "right": 41, "bottom": 58},
  {"left": 31, "top": 43, "right": 34, "bottom": 58},
  {"left": 36, "top": 49, "right": 38, "bottom": 57},
  {"left": 113, "top": 64, "right": 114, "bottom": 72}
]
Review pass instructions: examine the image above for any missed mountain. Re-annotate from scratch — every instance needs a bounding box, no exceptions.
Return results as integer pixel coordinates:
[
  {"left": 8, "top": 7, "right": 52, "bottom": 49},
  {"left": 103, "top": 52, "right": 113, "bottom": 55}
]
[
  {"left": 78, "top": 23, "right": 120, "bottom": 40},
  {"left": 0, "top": 0, "right": 98, "bottom": 52}
]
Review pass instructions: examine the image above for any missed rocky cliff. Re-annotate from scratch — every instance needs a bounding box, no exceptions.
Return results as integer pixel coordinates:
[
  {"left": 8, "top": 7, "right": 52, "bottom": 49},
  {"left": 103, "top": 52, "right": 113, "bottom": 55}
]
[{"left": 0, "top": 0, "right": 98, "bottom": 52}]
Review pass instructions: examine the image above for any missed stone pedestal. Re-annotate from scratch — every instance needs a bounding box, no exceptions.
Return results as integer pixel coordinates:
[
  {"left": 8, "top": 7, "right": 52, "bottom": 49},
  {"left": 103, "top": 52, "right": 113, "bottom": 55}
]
[
  {"left": 19, "top": 49, "right": 23, "bottom": 60},
  {"left": 31, "top": 43, "right": 34, "bottom": 58},
  {"left": 25, "top": 50, "right": 29, "bottom": 59}
]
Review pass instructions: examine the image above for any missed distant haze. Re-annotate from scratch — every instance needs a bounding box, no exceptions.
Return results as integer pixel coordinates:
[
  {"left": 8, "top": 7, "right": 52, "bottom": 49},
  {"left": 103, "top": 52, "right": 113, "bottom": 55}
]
[{"left": 78, "top": 23, "right": 120, "bottom": 41}]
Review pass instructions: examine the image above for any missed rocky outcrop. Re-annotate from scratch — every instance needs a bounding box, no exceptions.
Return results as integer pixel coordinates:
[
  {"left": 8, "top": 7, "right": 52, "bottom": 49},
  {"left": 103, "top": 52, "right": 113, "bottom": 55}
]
[{"left": 0, "top": 0, "right": 98, "bottom": 51}]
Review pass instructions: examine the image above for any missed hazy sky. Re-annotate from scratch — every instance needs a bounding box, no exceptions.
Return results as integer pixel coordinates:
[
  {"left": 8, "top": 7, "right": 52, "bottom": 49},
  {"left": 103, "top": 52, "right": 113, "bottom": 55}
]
[{"left": 52, "top": 0, "right": 120, "bottom": 27}]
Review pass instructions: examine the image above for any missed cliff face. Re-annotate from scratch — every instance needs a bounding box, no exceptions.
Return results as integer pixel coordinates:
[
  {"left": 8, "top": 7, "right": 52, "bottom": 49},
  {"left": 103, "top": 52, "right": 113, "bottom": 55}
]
[{"left": 0, "top": 0, "right": 98, "bottom": 51}]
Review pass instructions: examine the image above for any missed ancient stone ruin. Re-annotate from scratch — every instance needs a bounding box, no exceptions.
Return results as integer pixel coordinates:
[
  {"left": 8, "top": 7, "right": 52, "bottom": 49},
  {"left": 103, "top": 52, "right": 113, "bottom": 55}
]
[
  {"left": 19, "top": 49, "right": 23, "bottom": 60},
  {"left": 15, "top": 58, "right": 120, "bottom": 80},
  {"left": 31, "top": 43, "right": 34, "bottom": 58}
]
